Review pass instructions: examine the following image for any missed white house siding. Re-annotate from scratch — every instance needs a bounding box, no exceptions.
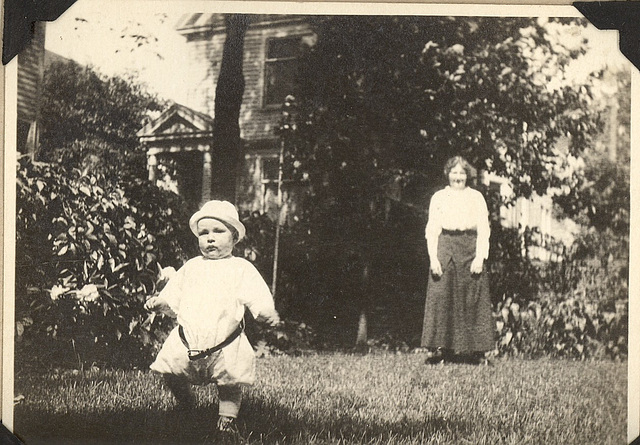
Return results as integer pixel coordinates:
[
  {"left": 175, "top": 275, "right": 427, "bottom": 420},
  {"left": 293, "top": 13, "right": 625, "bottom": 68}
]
[
  {"left": 180, "top": 32, "right": 225, "bottom": 117},
  {"left": 239, "top": 19, "right": 313, "bottom": 142}
]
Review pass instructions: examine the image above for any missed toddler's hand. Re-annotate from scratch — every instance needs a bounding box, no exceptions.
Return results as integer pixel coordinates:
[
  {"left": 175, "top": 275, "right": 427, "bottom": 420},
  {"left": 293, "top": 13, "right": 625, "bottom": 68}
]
[
  {"left": 145, "top": 296, "right": 177, "bottom": 317},
  {"left": 144, "top": 296, "right": 158, "bottom": 312},
  {"left": 256, "top": 310, "right": 281, "bottom": 327},
  {"left": 145, "top": 296, "right": 166, "bottom": 312}
]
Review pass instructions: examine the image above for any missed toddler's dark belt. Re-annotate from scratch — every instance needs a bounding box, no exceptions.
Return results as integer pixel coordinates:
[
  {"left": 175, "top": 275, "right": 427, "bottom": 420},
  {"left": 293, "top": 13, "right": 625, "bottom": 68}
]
[
  {"left": 178, "top": 321, "right": 244, "bottom": 361},
  {"left": 442, "top": 229, "right": 477, "bottom": 236}
]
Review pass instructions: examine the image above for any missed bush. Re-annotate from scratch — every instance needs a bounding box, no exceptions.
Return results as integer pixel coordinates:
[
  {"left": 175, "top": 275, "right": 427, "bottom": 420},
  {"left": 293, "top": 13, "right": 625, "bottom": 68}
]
[
  {"left": 495, "top": 292, "right": 627, "bottom": 360},
  {"left": 492, "top": 225, "right": 628, "bottom": 360},
  {"left": 15, "top": 157, "right": 183, "bottom": 370},
  {"left": 488, "top": 225, "right": 543, "bottom": 306}
]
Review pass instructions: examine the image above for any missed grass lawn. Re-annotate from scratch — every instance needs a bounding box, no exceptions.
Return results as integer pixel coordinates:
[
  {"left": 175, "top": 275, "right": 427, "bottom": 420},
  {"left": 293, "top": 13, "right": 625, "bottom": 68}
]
[{"left": 13, "top": 353, "right": 626, "bottom": 444}]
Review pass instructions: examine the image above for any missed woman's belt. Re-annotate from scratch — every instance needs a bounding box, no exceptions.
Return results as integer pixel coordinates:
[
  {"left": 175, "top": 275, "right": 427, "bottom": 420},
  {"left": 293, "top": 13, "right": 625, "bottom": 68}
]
[
  {"left": 178, "top": 321, "right": 244, "bottom": 361},
  {"left": 441, "top": 229, "right": 477, "bottom": 236}
]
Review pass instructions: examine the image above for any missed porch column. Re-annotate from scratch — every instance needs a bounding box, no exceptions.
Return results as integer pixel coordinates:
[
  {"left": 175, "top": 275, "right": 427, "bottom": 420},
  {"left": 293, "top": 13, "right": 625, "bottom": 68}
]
[
  {"left": 148, "top": 154, "right": 157, "bottom": 182},
  {"left": 201, "top": 151, "right": 212, "bottom": 204}
]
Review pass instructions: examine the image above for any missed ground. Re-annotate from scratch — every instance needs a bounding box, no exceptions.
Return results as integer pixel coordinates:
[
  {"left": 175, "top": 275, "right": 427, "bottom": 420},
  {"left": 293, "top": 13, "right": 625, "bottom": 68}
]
[{"left": 13, "top": 352, "right": 626, "bottom": 444}]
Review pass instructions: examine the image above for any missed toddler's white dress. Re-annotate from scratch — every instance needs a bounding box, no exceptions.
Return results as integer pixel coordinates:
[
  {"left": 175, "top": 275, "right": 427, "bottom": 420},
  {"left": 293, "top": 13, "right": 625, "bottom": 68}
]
[{"left": 150, "top": 256, "right": 276, "bottom": 386}]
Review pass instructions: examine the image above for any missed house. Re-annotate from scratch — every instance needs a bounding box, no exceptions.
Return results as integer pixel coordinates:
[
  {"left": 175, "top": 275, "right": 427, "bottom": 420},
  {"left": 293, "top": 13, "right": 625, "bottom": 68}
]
[
  {"left": 16, "top": 23, "right": 73, "bottom": 159},
  {"left": 17, "top": 21, "right": 46, "bottom": 157},
  {"left": 482, "top": 171, "right": 567, "bottom": 262},
  {"left": 137, "top": 14, "right": 314, "bottom": 218}
]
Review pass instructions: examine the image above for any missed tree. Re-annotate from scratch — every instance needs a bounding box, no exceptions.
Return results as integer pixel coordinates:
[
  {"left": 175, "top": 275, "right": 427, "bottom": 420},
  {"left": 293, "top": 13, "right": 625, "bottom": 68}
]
[
  {"left": 210, "top": 14, "right": 251, "bottom": 202},
  {"left": 283, "top": 16, "right": 601, "bottom": 345},
  {"left": 39, "top": 60, "right": 166, "bottom": 181}
]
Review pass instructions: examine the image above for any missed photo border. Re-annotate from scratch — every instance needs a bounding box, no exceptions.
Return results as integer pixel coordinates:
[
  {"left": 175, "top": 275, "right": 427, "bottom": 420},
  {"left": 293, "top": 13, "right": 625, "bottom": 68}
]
[{"left": 2, "top": 1, "right": 638, "bottom": 442}]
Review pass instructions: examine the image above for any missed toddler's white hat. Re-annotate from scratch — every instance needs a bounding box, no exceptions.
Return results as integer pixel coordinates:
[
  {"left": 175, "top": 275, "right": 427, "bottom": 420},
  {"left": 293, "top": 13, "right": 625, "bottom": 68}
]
[{"left": 189, "top": 200, "right": 246, "bottom": 241}]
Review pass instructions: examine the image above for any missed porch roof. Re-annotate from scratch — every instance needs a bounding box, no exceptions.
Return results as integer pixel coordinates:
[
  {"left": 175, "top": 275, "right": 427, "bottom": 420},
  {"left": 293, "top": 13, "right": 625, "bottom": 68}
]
[{"left": 137, "top": 103, "right": 214, "bottom": 146}]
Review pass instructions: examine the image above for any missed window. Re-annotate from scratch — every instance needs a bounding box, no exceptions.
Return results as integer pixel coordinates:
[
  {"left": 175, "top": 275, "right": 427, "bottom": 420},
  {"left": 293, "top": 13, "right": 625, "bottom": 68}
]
[
  {"left": 17, "top": 121, "right": 31, "bottom": 154},
  {"left": 261, "top": 157, "right": 280, "bottom": 183},
  {"left": 264, "top": 37, "right": 301, "bottom": 107},
  {"left": 260, "top": 157, "right": 280, "bottom": 216}
]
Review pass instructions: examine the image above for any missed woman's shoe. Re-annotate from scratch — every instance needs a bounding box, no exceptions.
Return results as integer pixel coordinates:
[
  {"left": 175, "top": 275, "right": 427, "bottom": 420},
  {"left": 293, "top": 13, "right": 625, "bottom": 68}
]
[{"left": 424, "top": 355, "right": 446, "bottom": 365}]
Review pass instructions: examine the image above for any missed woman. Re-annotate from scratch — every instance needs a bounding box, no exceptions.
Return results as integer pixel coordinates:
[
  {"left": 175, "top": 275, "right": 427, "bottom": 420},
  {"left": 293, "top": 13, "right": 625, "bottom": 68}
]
[{"left": 421, "top": 156, "right": 494, "bottom": 365}]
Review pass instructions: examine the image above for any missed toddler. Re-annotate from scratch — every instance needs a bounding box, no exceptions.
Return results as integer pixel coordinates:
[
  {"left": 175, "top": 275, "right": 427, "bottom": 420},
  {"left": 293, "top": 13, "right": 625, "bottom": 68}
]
[{"left": 145, "top": 200, "right": 279, "bottom": 441}]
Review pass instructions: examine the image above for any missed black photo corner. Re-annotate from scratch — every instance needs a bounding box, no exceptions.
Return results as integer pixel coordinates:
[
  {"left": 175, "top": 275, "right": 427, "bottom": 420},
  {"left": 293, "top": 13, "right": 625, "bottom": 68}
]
[
  {"left": 0, "top": 0, "right": 638, "bottom": 444},
  {"left": 0, "top": 423, "right": 22, "bottom": 445},
  {"left": 573, "top": 1, "right": 640, "bottom": 71},
  {"left": 2, "top": 0, "right": 76, "bottom": 65}
]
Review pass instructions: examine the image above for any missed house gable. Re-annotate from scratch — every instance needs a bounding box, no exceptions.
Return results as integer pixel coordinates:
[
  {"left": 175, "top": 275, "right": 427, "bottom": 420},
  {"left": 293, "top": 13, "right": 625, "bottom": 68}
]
[{"left": 137, "top": 103, "right": 214, "bottom": 143}]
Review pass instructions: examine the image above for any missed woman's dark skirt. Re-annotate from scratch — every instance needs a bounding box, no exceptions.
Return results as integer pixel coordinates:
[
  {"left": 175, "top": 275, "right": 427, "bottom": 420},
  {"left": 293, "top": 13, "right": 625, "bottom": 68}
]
[{"left": 421, "top": 231, "right": 495, "bottom": 353}]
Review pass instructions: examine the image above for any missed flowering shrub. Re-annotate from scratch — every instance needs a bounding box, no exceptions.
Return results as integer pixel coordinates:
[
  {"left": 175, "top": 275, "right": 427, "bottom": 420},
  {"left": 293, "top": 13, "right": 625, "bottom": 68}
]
[{"left": 15, "top": 157, "right": 181, "bottom": 369}]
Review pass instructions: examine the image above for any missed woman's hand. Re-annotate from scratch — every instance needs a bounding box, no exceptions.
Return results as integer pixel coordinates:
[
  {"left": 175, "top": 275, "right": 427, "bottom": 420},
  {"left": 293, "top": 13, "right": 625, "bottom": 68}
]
[
  {"left": 470, "top": 257, "right": 484, "bottom": 274},
  {"left": 430, "top": 258, "right": 443, "bottom": 277}
]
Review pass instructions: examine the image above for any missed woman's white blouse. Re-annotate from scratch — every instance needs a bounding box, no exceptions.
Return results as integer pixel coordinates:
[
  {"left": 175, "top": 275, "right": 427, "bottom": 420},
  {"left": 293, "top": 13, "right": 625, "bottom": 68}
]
[{"left": 425, "top": 186, "right": 491, "bottom": 260}]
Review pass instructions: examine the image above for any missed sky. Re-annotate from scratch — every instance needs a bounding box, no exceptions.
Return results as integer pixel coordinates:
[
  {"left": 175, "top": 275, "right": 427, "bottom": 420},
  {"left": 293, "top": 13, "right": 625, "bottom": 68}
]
[
  {"left": 44, "top": 1, "right": 630, "bottom": 105},
  {"left": 45, "top": 2, "right": 191, "bottom": 103}
]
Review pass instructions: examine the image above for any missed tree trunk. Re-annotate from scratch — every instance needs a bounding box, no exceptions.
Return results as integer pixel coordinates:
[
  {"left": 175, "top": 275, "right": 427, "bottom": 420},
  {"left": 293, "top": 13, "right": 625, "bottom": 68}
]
[
  {"left": 210, "top": 14, "right": 251, "bottom": 203},
  {"left": 355, "top": 261, "right": 370, "bottom": 347},
  {"left": 356, "top": 310, "right": 368, "bottom": 346}
]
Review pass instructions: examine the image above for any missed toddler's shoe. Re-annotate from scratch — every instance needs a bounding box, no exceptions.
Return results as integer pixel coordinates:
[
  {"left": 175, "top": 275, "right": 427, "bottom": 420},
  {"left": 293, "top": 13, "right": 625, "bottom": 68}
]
[{"left": 216, "top": 416, "right": 245, "bottom": 444}]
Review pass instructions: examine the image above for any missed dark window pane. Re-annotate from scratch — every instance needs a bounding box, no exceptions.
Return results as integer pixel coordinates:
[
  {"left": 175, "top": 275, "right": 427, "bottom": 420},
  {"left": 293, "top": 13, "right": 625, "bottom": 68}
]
[
  {"left": 265, "top": 60, "right": 297, "bottom": 106},
  {"left": 262, "top": 157, "right": 279, "bottom": 181},
  {"left": 267, "top": 37, "right": 300, "bottom": 59},
  {"left": 264, "top": 36, "right": 302, "bottom": 106}
]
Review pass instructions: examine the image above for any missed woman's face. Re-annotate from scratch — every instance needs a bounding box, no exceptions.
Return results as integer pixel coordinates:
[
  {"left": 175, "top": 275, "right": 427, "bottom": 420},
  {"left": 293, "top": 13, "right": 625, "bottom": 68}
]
[
  {"left": 448, "top": 163, "right": 467, "bottom": 190},
  {"left": 197, "top": 218, "right": 236, "bottom": 260}
]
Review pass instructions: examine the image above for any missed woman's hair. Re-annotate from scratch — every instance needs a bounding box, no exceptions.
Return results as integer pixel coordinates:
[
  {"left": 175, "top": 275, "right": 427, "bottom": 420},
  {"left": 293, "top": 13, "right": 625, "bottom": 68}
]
[{"left": 443, "top": 156, "right": 477, "bottom": 182}]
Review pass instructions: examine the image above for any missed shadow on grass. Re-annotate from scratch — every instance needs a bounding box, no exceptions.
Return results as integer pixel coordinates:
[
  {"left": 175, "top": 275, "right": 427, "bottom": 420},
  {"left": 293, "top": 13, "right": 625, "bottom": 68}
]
[
  {"left": 15, "top": 395, "right": 467, "bottom": 445},
  {"left": 14, "top": 404, "right": 221, "bottom": 445},
  {"left": 13, "top": 366, "right": 471, "bottom": 445},
  {"left": 238, "top": 394, "right": 468, "bottom": 444}
]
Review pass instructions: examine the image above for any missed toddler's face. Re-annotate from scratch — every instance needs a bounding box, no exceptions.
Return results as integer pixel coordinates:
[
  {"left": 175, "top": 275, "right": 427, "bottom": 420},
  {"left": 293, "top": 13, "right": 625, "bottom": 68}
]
[{"left": 197, "top": 218, "right": 236, "bottom": 260}]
